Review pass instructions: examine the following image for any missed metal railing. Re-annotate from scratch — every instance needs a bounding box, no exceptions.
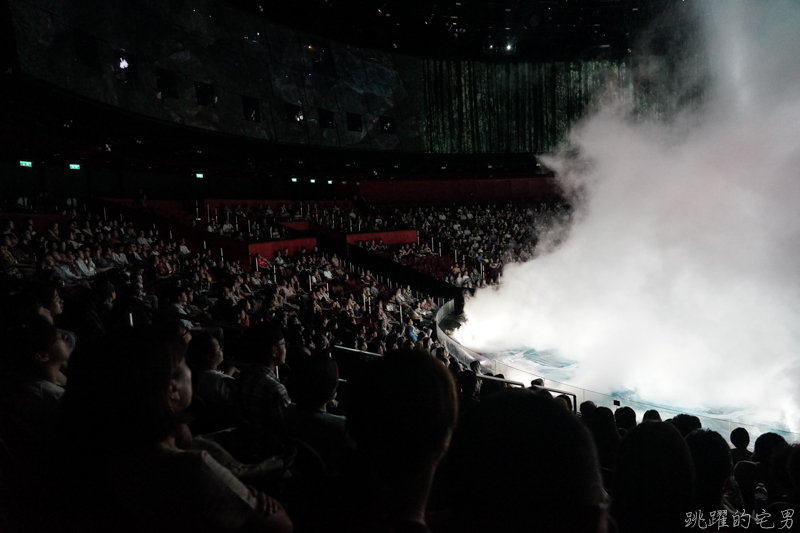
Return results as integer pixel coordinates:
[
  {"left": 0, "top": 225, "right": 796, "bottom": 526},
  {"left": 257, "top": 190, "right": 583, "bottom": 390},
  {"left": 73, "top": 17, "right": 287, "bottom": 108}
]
[{"left": 435, "top": 299, "right": 800, "bottom": 444}]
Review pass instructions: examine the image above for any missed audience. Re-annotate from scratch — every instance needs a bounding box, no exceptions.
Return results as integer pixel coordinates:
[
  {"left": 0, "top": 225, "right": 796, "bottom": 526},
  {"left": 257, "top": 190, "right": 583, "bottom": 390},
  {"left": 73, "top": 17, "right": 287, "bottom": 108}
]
[
  {"left": 440, "top": 389, "right": 607, "bottom": 533},
  {"left": 2, "top": 206, "right": 798, "bottom": 533},
  {"left": 612, "top": 422, "right": 695, "bottom": 533}
]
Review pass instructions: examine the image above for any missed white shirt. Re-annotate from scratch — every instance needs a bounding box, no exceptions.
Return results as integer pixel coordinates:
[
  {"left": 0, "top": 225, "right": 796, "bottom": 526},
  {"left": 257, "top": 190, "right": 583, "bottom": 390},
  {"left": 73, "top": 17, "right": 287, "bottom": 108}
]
[{"left": 75, "top": 258, "right": 97, "bottom": 277}]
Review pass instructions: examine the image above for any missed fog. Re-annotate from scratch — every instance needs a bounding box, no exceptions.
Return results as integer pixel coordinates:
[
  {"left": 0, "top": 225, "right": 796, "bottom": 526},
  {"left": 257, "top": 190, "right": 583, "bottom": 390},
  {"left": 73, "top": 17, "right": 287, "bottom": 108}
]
[{"left": 456, "top": 1, "right": 800, "bottom": 429}]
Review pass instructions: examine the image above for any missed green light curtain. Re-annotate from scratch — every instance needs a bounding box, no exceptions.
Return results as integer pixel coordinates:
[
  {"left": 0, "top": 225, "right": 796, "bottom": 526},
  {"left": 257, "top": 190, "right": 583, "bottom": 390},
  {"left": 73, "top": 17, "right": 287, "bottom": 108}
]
[
  {"left": 422, "top": 55, "right": 708, "bottom": 154},
  {"left": 422, "top": 59, "right": 631, "bottom": 153}
]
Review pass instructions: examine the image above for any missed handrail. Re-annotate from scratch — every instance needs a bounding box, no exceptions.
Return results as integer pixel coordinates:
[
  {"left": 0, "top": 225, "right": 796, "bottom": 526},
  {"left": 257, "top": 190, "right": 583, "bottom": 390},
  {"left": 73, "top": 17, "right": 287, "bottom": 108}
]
[
  {"left": 332, "top": 345, "right": 383, "bottom": 358},
  {"left": 476, "top": 374, "right": 524, "bottom": 388},
  {"left": 436, "top": 298, "right": 800, "bottom": 443}
]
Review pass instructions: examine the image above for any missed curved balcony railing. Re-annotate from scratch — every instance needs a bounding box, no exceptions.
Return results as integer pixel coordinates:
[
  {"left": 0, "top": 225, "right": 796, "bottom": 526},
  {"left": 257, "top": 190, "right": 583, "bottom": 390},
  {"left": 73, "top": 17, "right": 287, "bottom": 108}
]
[{"left": 435, "top": 299, "right": 800, "bottom": 445}]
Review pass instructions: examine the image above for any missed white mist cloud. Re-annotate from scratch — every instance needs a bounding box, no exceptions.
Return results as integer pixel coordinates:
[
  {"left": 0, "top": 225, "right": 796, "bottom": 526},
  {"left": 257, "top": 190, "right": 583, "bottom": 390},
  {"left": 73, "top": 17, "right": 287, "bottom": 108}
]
[{"left": 458, "top": 1, "right": 800, "bottom": 429}]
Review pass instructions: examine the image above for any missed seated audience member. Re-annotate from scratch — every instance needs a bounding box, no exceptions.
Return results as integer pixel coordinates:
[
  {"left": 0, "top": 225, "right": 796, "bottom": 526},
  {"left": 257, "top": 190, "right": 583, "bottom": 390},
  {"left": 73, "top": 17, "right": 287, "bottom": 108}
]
[
  {"left": 685, "top": 429, "right": 737, "bottom": 513},
  {"left": 58, "top": 324, "right": 292, "bottom": 533},
  {"left": 528, "top": 377, "right": 553, "bottom": 399},
  {"left": 186, "top": 332, "right": 238, "bottom": 410},
  {"left": 612, "top": 422, "right": 695, "bottom": 533},
  {"left": 456, "top": 370, "right": 480, "bottom": 416},
  {"left": 283, "top": 353, "right": 352, "bottom": 473},
  {"left": 440, "top": 389, "right": 608, "bottom": 533},
  {"left": 668, "top": 413, "right": 702, "bottom": 437},
  {"left": 734, "top": 432, "right": 791, "bottom": 511},
  {"left": 642, "top": 409, "right": 662, "bottom": 422},
  {"left": 583, "top": 406, "right": 621, "bottom": 473},
  {"left": 554, "top": 393, "right": 573, "bottom": 411},
  {"left": 404, "top": 317, "right": 418, "bottom": 343},
  {"left": 237, "top": 322, "right": 291, "bottom": 428},
  {"left": 614, "top": 406, "right": 636, "bottom": 434},
  {"left": 730, "top": 427, "right": 753, "bottom": 465},
  {"left": 477, "top": 374, "right": 504, "bottom": 399},
  {"left": 765, "top": 446, "right": 800, "bottom": 521},
  {"left": 0, "top": 318, "right": 71, "bottom": 462},
  {"left": 579, "top": 400, "right": 597, "bottom": 418},
  {"left": 329, "top": 349, "right": 457, "bottom": 533}
]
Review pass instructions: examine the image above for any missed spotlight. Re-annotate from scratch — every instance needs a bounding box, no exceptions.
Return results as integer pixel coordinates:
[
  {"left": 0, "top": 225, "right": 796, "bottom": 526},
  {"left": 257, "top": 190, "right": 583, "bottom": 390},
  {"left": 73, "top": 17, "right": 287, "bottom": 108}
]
[{"left": 502, "top": 43, "right": 517, "bottom": 55}]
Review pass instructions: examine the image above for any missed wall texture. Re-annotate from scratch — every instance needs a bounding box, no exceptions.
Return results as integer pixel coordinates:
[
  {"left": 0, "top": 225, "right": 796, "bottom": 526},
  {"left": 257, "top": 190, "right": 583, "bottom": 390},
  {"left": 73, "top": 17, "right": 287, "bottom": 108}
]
[
  {"left": 7, "top": 0, "right": 700, "bottom": 154},
  {"left": 8, "top": 0, "right": 426, "bottom": 151}
]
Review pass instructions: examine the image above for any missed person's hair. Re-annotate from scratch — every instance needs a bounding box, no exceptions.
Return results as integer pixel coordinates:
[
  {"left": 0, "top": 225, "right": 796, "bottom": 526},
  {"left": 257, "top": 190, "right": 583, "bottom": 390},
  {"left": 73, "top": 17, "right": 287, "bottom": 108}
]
[
  {"left": 730, "top": 427, "right": 750, "bottom": 450},
  {"left": 667, "top": 413, "right": 702, "bottom": 437},
  {"left": 787, "top": 445, "right": 800, "bottom": 491},
  {"left": 615, "top": 406, "right": 637, "bottom": 431},
  {"left": 579, "top": 401, "right": 597, "bottom": 418},
  {"left": 612, "top": 422, "right": 695, "bottom": 533},
  {"left": 1, "top": 318, "right": 60, "bottom": 376},
  {"left": 685, "top": 429, "right": 732, "bottom": 512},
  {"left": 185, "top": 331, "right": 217, "bottom": 369},
  {"left": 241, "top": 321, "right": 283, "bottom": 363},
  {"left": 555, "top": 394, "right": 573, "bottom": 411},
  {"left": 444, "top": 389, "right": 604, "bottom": 533},
  {"left": 456, "top": 370, "right": 478, "bottom": 395},
  {"left": 753, "top": 432, "right": 789, "bottom": 464},
  {"left": 61, "top": 324, "right": 187, "bottom": 448},
  {"left": 346, "top": 349, "right": 457, "bottom": 482},
  {"left": 642, "top": 409, "right": 662, "bottom": 422},
  {"left": 479, "top": 375, "right": 504, "bottom": 399},
  {"left": 93, "top": 282, "right": 116, "bottom": 303},
  {"left": 584, "top": 406, "right": 621, "bottom": 470},
  {"left": 25, "top": 282, "right": 60, "bottom": 311},
  {"left": 289, "top": 353, "right": 339, "bottom": 410}
]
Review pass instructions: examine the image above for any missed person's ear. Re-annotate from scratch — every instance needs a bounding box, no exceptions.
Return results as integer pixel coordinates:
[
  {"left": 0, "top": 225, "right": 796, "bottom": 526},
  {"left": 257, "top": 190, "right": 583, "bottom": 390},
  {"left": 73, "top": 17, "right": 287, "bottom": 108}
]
[{"left": 35, "top": 351, "right": 51, "bottom": 364}]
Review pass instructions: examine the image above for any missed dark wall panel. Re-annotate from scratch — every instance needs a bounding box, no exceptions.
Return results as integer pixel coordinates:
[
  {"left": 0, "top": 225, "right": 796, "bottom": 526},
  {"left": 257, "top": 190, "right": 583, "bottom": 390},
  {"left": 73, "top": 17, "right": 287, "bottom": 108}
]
[{"left": 7, "top": 0, "right": 694, "bottom": 154}]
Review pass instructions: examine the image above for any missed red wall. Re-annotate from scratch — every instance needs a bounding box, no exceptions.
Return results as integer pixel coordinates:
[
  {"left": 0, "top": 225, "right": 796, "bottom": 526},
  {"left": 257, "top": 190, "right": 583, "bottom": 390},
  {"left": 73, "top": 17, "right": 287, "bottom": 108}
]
[
  {"left": 357, "top": 176, "right": 559, "bottom": 204},
  {"left": 0, "top": 214, "right": 70, "bottom": 232},
  {"left": 248, "top": 238, "right": 318, "bottom": 260},
  {"left": 346, "top": 230, "right": 418, "bottom": 246},
  {"left": 205, "top": 199, "right": 352, "bottom": 212}
]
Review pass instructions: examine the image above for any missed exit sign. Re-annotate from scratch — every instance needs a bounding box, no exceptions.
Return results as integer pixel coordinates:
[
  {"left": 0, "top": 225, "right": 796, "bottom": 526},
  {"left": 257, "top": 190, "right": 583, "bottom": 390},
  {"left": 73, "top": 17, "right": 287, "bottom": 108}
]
[
  {"left": 195, "top": 173, "right": 204, "bottom": 178},
  {"left": 19, "top": 161, "right": 32, "bottom": 167},
  {"left": 69, "top": 164, "right": 80, "bottom": 170}
]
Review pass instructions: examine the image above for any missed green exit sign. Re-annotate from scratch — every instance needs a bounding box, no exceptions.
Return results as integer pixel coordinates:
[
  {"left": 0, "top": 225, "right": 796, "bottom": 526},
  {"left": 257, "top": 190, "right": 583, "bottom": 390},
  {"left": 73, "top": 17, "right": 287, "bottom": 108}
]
[
  {"left": 19, "top": 161, "right": 32, "bottom": 167},
  {"left": 69, "top": 164, "right": 80, "bottom": 170},
  {"left": 195, "top": 173, "right": 204, "bottom": 178}
]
